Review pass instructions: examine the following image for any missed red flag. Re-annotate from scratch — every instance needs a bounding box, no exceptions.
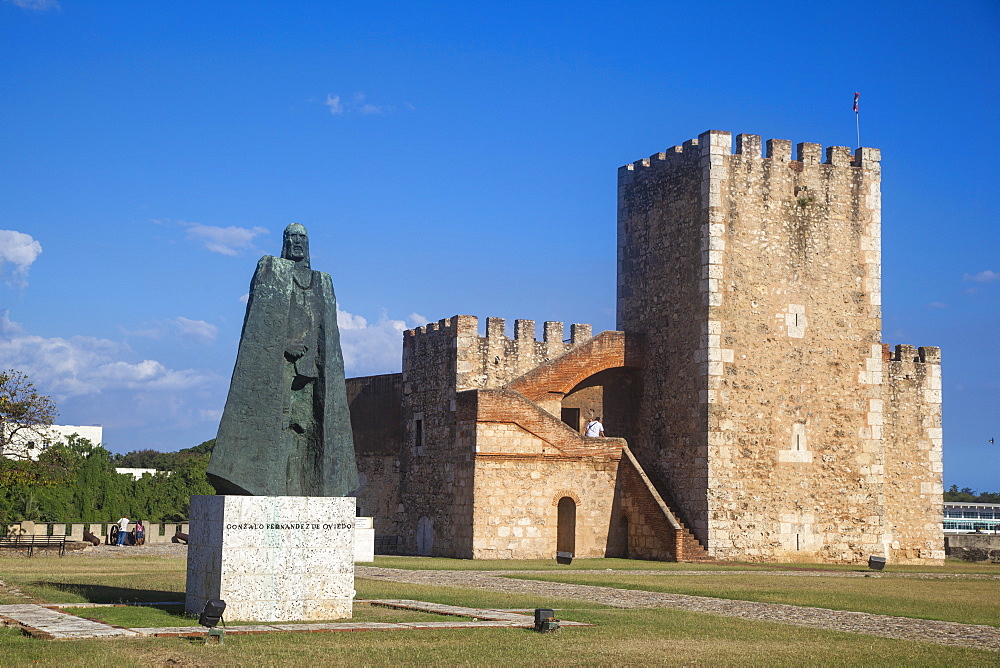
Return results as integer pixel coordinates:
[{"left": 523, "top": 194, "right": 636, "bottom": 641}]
[{"left": 853, "top": 92, "right": 860, "bottom": 113}]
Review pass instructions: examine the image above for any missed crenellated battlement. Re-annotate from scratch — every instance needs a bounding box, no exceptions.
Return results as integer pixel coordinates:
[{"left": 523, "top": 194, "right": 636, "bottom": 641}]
[
  {"left": 403, "top": 315, "right": 596, "bottom": 392},
  {"left": 882, "top": 343, "right": 942, "bottom": 364},
  {"left": 619, "top": 129, "right": 881, "bottom": 177},
  {"left": 404, "top": 315, "right": 593, "bottom": 347},
  {"left": 403, "top": 315, "right": 478, "bottom": 346}
]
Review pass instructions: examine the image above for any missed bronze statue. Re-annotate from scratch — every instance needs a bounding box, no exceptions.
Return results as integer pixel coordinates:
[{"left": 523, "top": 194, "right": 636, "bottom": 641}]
[{"left": 207, "top": 223, "right": 358, "bottom": 497}]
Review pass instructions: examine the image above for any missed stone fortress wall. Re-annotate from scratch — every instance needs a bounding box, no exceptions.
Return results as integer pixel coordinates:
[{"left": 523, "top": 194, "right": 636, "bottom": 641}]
[
  {"left": 882, "top": 344, "right": 944, "bottom": 560},
  {"left": 617, "top": 130, "right": 942, "bottom": 563},
  {"left": 391, "top": 316, "right": 612, "bottom": 558},
  {"left": 350, "top": 129, "right": 944, "bottom": 565}
]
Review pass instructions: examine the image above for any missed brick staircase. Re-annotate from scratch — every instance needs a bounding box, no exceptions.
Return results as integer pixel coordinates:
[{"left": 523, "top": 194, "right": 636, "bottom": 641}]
[
  {"left": 459, "top": 330, "right": 707, "bottom": 562},
  {"left": 618, "top": 447, "right": 710, "bottom": 562},
  {"left": 456, "top": 388, "right": 625, "bottom": 458}
]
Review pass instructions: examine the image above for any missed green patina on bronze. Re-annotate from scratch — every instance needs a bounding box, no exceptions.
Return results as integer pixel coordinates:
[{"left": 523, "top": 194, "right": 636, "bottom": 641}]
[{"left": 207, "top": 223, "right": 358, "bottom": 497}]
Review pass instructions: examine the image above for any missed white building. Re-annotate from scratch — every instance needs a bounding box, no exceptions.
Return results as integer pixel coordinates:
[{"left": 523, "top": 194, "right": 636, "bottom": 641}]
[
  {"left": 115, "top": 467, "right": 167, "bottom": 479},
  {"left": 0, "top": 424, "right": 103, "bottom": 460},
  {"left": 944, "top": 502, "right": 1000, "bottom": 534}
]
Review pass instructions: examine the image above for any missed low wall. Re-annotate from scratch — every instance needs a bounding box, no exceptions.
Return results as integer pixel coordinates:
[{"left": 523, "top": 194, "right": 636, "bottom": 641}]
[
  {"left": 5, "top": 518, "right": 377, "bottom": 561},
  {"left": 5, "top": 521, "right": 189, "bottom": 544},
  {"left": 945, "top": 534, "right": 1000, "bottom": 562}
]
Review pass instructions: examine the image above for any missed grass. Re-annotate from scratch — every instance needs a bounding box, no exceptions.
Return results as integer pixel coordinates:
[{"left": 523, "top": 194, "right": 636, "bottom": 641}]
[
  {"left": 502, "top": 571, "right": 1000, "bottom": 627},
  {"left": 59, "top": 602, "right": 465, "bottom": 628},
  {"left": 369, "top": 554, "right": 1000, "bottom": 575},
  {"left": 0, "top": 555, "right": 186, "bottom": 605},
  {"left": 1, "top": 553, "right": 998, "bottom": 666},
  {"left": 367, "top": 555, "right": 762, "bottom": 571},
  {"left": 1, "top": 604, "right": 997, "bottom": 666}
]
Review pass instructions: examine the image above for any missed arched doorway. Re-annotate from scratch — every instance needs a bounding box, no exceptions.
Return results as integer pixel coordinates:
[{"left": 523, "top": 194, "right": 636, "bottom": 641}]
[
  {"left": 561, "top": 367, "right": 641, "bottom": 442},
  {"left": 556, "top": 497, "right": 576, "bottom": 562}
]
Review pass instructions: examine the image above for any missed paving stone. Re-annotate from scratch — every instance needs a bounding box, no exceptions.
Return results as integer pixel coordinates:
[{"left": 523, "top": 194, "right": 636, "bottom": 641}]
[{"left": 0, "top": 604, "right": 139, "bottom": 639}]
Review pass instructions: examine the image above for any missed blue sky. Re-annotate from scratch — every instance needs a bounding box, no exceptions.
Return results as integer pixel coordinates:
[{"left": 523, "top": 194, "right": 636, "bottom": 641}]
[{"left": 1, "top": 1, "right": 997, "bottom": 490}]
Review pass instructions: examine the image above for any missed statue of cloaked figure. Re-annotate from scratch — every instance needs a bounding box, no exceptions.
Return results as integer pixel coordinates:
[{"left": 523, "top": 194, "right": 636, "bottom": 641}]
[{"left": 207, "top": 224, "right": 358, "bottom": 497}]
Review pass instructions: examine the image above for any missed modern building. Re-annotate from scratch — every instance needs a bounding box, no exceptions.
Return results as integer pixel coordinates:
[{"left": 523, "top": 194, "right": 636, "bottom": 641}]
[
  {"left": 943, "top": 502, "right": 1000, "bottom": 534},
  {"left": 0, "top": 424, "right": 103, "bottom": 460}
]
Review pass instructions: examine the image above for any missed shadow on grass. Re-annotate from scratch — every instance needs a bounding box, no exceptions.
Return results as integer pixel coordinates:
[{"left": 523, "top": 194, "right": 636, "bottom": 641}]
[{"left": 35, "top": 581, "right": 182, "bottom": 604}]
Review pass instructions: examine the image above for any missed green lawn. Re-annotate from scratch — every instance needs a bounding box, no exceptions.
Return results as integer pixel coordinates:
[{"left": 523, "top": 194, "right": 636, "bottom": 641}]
[
  {"left": 1, "top": 553, "right": 998, "bottom": 666},
  {"left": 0, "top": 555, "right": 187, "bottom": 605},
  {"left": 1, "top": 604, "right": 996, "bottom": 666},
  {"left": 369, "top": 554, "right": 1000, "bottom": 575},
  {"left": 60, "top": 601, "right": 466, "bottom": 628},
  {"left": 502, "top": 571, "right": 1000, "bottom": 627}
]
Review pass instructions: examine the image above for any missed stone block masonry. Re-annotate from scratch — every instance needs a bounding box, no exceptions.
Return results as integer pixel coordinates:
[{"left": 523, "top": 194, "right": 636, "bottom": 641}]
[
  {"left": 883, "top": 344, "right": 944, "bottom": 561},
  {"left": 394, "top": 316, "right": 596, "bottom": 557},
  {"left": 617, "top": 130, "right": 942, "bottom": 564},
  {"left": 348, "top": 128, "right": 942, "bottom": 566}
]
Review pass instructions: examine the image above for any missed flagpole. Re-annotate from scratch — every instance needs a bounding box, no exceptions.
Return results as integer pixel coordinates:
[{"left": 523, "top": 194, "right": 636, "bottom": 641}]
[{"left": 854, "top": 92, "right": 861, "bottom": 149}]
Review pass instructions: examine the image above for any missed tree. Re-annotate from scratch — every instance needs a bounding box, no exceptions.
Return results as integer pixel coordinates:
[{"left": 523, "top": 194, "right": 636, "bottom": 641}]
[
  {"left": 944, "top": 485, "right": 1000, "bottom": 503},
  {"left": 0, "top": 369, "right": 58, "bottom": 460},
  {"left": 118, "top": 448, "right": 171, "bottom": 469},
  {"left": 182, "top": 438, "right": 215, "bottom": 456}
]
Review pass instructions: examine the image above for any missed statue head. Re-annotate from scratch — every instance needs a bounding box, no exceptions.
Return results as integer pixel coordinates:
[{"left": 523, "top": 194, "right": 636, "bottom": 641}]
[{"left": 281, "top": 223, "right": 310, "bottom": 264}]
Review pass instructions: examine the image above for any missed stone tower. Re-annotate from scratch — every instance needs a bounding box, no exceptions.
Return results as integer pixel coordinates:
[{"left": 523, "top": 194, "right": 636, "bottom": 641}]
[{"left": 617, "top": 130, "right": 943, "bottom": 562}]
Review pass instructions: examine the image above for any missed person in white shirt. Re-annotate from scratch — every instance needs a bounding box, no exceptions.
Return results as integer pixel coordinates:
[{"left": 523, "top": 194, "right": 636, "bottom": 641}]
[
  {"left": 116, "top": 516, "right": 130, "bottom": 546},
  {"left": 584, "top": 417, "right": 605, "bottom": 437}
]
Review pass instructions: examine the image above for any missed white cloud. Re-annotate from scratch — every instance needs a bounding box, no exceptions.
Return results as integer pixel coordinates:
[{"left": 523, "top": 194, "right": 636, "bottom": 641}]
[
  {"left": 337, "top": 309, "right": 370, "bottom": 331},
  {"left": 0, "top": 325, "right": 211, "bottom": 399},
  {"left": 0, "top": 309, "right": 25, "bottom": 335},
  {"left": 323, "top": 91, "right": 400, "bottom": 117},
  {"left": 325, "top": 94, "right": 343, "bottom": 115},
  {"left": 359, "top": 104, "right": 391, "bottom": 115},
  {"left": 181, "top": 221, "right": 268, "bottom": 256},
  {"left": 239, "top": 293, "right": 250, "bottom": 304},
  {"left": 123, "top": 316, "right": 219, "bottom": 344},
  {"left": 0, "top": 312, "right": 224, "bottom": 441},
  {"left": 5, "top": 0, "right": 60, "bottom": 10},
  {"left": 172, "top": 317, "right": 218, "bottom": 343},
  {"left": 0, "top": 313, "right": 212, "bottom": 396},
  {"left": 0, "top": 230, "right": 42, "bottom": 288},
  {"left": 199, "top": 408, "right": 224, "bottom": 422},
  {"left": 337, "top": 308, "right": 428, "bottom": 377},
  {"left": 964, "top": 270, "right": 1000, "bottom": 284},
  {"left": 925, "top": 302, "right": 948, "bottom": 310}
]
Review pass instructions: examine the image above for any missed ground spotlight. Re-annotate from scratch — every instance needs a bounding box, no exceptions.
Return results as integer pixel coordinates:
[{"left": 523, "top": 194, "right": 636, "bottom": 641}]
[
  {"left": 199, "top": 599, "right": 226, "bottom": 644},
  {"left": 534, "top": 608, "right": 559, "bottom": 633},
  {"left": 868, "top": 555, "right": 886, "bottom": 571}
]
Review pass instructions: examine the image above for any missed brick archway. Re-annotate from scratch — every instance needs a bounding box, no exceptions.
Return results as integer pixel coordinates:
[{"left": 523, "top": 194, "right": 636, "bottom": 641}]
[
  {"left": 507, "top": 332, "right": 642, "bottom": 401},
  {"left": 550, "top": 490, "right": 581, "bottom": 507}
]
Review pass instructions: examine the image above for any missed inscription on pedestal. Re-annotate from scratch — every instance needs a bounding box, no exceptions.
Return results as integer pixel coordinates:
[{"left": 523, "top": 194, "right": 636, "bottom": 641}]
[{"left": 185, "top": 495, "right": 355, "bottom": 622}]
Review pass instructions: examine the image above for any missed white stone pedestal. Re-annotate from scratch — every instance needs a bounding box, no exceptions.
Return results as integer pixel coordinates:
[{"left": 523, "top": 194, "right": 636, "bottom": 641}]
[
  {"left": 354, "top": 517, "right": 375, "bottom": 562},
  {"left": 185, "top": 495, "right": 355, "bottom": 622}
]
